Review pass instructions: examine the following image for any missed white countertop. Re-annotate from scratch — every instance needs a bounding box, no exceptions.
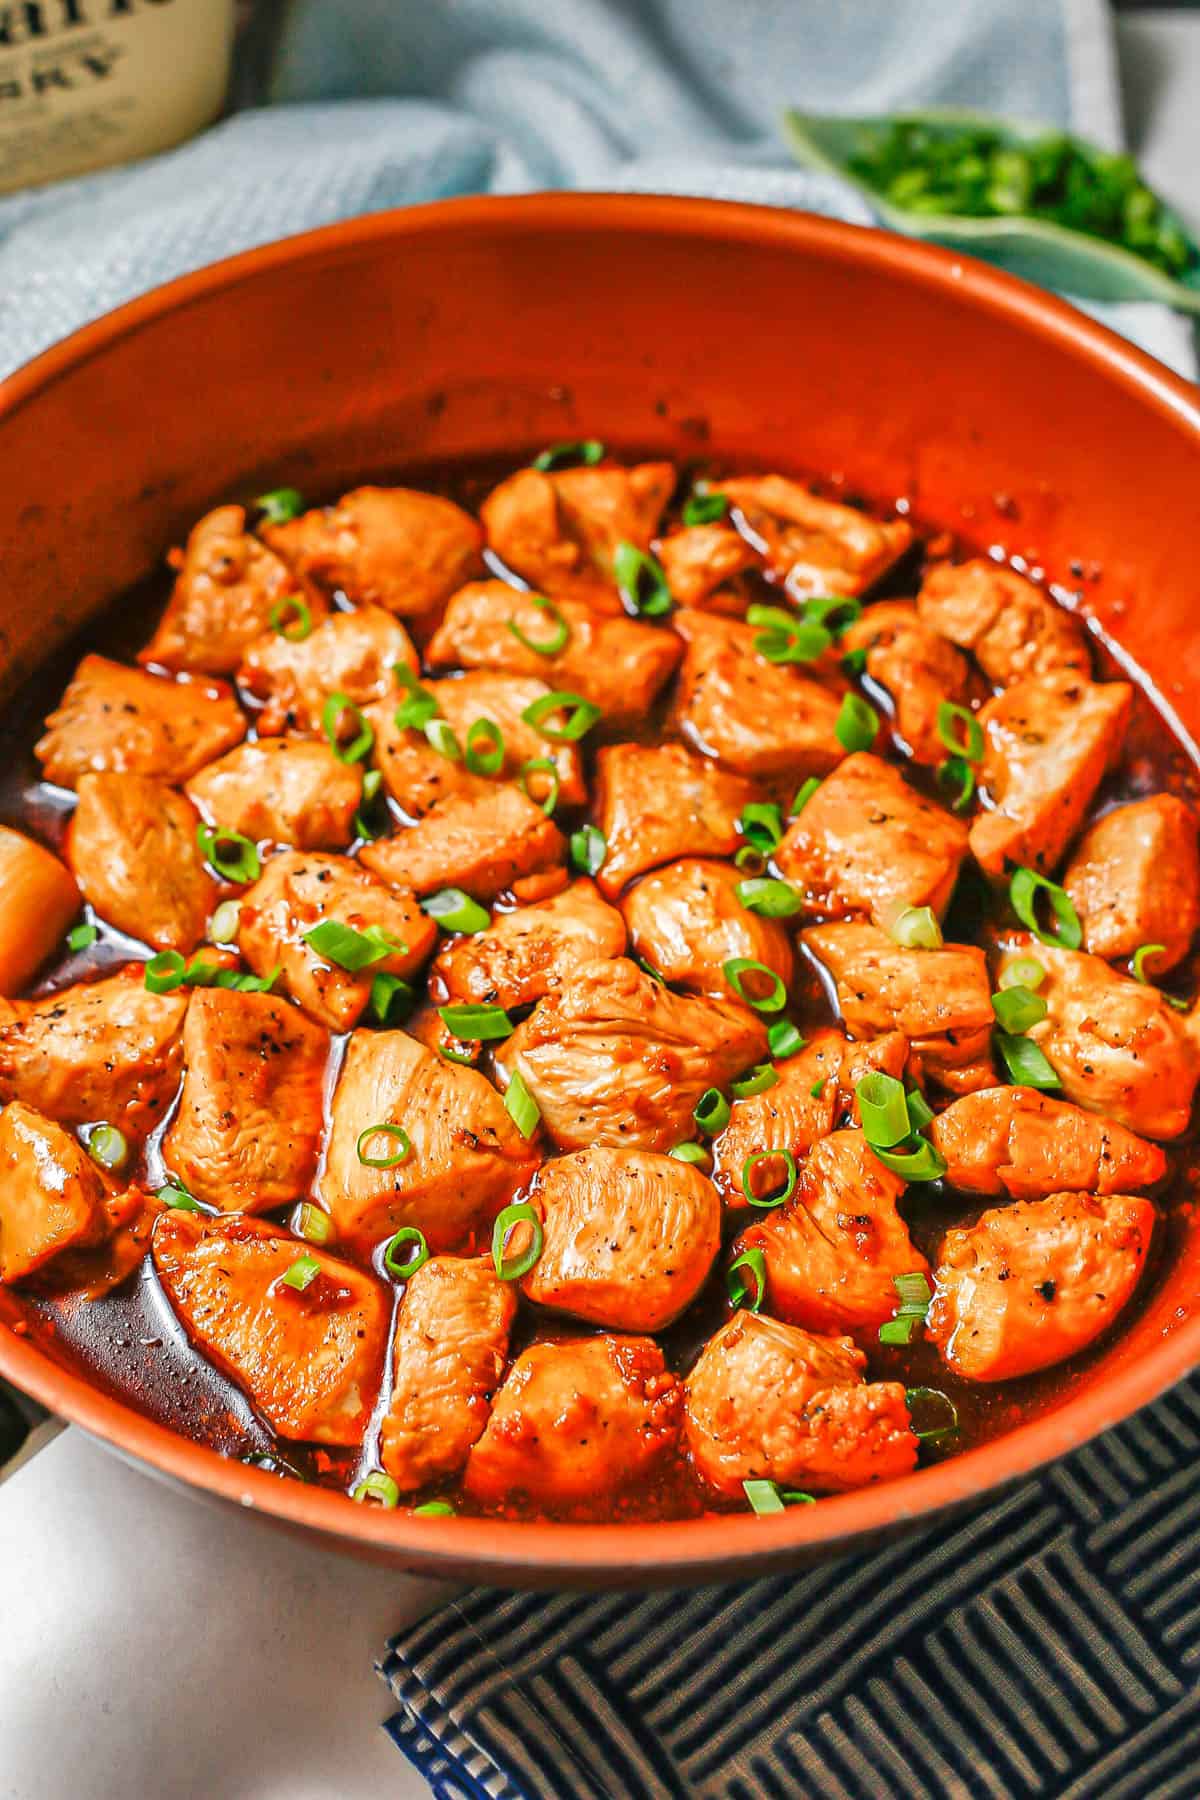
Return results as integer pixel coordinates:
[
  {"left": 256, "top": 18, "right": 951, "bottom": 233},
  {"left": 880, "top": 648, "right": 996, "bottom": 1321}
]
[{"left": 2, "top": 13, "right": 1197, "bottom": 1797}]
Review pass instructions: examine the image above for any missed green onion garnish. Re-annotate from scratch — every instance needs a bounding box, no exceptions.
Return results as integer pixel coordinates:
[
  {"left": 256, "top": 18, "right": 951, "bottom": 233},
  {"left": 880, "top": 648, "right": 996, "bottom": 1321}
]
[
  {"left": 369, "top": 972, "right": 414, "bottom": 1025},
  {"left": 67, "top": 922, "right": 98, "bottom": 951},
  {"left": 209, "top": 900, "right": 241, "bottom": 944},
  {"left": 393, "top": 666, "right": 441, "bottom": 731},
  {"left": 1132, "top": 943, "right": 1167, "bottom": 985},
  {"left": 906, "top": 1385, "right": 960, "bottom": 1443},
  {"left": 145, "top": 950, "right": 187, "bottom": 994},
  {"left": 412, "top": 1499, "right": 456, "bottom": 1516},
  {"left": 835, "top": 692, "right": 880, "bottom": 753},
  {"left": 268, "top": 595, "right": 313, "bottom": 642},
  {"left": 906, "top": 1087, "right": 934, "bottom": 1134},
  {"left": 296, "top": 1203, "right": 334, "bottom": 1246},
  {"left": 682, "top": 490, "right": 729, "bottom": 526},
  {"left": 743, "top": 1479, "right": 816, "bottom": 1513},
  {"left": 503, "top": 1070, "right": 540, "bottom": 1139},
  {"left": 991, "top": 986, "right": 1047, "bottom": 1034},
  {"left": 735, "top": 845, "right": 767, "bottom": 876},
  {"left": 1009, "top": 866, "right": 1082, "bottom": 950},
  {"left": 878, "top": 1270, "right": 932, "bottom": 1345},
  {"left": 520, "top": 691, "right": 602, "bottom": 742},
  {"left": 303, "top": 918, "right": 407, "bottom": 971},
  {"left": 280, "top": 1252, "right": 321, "bottom": 1292},
  {"left": 803, "top": 595, "right": 862, "bottom": 638},
  {"left": 519, "top": 756, "right": 560, "bottom": 816},
  {"left": 353, "top": 768, "right": 387, "bottom": 841},
  {"left": 356, "top": 1123, "right": 412, "bottom": 1169},
  {"left": 156, "top": 1183, "right": 201, "bottom": 1212},
  {"left": 351, "top": 1470, "right": 400, "bottom": 1508},
  {"left": 85, "top": 1123, "right": 128, "bottom": 1172},
  {"left": 383, "top": 1226, "right": 429, "bottom": 1280},
  {"left": 767, "top": 1019, "right": 804, "bottom": 1061},
  {"left": 857, "top": 1071, "right": 911, "bottom": 1149},
  {"left": 730, "top": 1063, "right": 779, "bottom": 1100},
  {"left": 491, "top": 1200, "right": 543, "bottom": 1280},
  {"left": 998, "top": 956, "right": 1045, "bottom": 992},
  {"left": 885, "top": 903, "right": 943, "bottom": 951},
  {"left": 506, "top": 594, "right": 570, "bottom": 656},
  {"left": 995, "top": 1030, "right": 1061, "bottom": 1090},
  {"left": 735, "top": 876, "right": 804, "bottom": 918},
  {"left": 255, "top": 486, "right": 304, "bottom": 524},
  {"left": 322, "top": 691, "right": 374, "bottom": 764},
  {"left": 532, "top": 439, "right": 604, "bottom": 472},
  {"left": 740, "top": 802, "right": 784, "bottom": 855},
  {"left": 669, "top": 1142, "right": 709, "bottom": 1166},
  {"left": 196, "top": 823, "right": 260, "bottom": 885},
  {"left": 723, "top": 957, "right": 787, "bottom": 1014},
  {"left": 424, "top": 717, "right": 462, "bottom": 762},
  {"left": 937, "top": 754, "right": 976, "bottom": 813},
  {"left": 423, "top": 888, "right": 490, "bottom": 935},
  {"left": 841, "top": 647, "right": 868, "bottom": 677},
  {"left": 694, "top": 1087, "right": 731, "bottom": 1135},
  {"left": 791, "top": 777, "right": 822, "bottom": 817},
  {"left": 936, "top": 699, "right": 984, "bottom": 763},
  {"left": 614, "top": 541, "right": 672, "bottom": 618},
  {"left": 746, "top": 603, "right": 831, "bottom": 665},
  {"left": 727, "top": 1247, "right": 767, "bottom": 1312},
  {"left": 810, "top": 1079, "right": 826, "bottom": 1099},
  {"left": 872, "top": 1138, "right": 948, "bottom": 1181},
  {"left": 437, "top": 1003, "right": 514, "bottom": 1041},
  {"left": 464, "top": 718, "right": 505, "bottom": 776},
  {"left": 569, "top": 824, "right": 606, "bottom": 877},
  {"left": 741, "top": 1147, "right": 797, "bottom": 1209}
]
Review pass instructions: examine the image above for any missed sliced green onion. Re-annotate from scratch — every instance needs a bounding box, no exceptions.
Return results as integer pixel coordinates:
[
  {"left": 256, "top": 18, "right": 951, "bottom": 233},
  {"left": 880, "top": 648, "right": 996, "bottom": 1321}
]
[
  {"left": 614, "top": 541, "right": 672, "bottom": 618},
  {"left": 383, "top": 1226, "right": 429, "bottom": 1280},
  {"left": 424, "top": 717, "right": 462, "bottom": 762},
  {"left": 879, "top": 1270, "right": 932, "bottom": 1344},
  {"left": 743, "top": 1479, "right": 785, "bottom": 1515},
  {"left": 857, "top": 1071, "right": 910, "bottom": 1148},
  {"left": 905, "top": 1087, "right": 934, "bottom": 1134},
  {"left": 991, "top": 986, "right": 1047, "bottom": 1034},
  {"left": 369, "top": 972, "right": 414, "bottom": 1025},
  {"left": 1132, "top": 943, "right": 1167, "bottom": 985},
  {"left": 280, "top": 1252, "right": 321, "bottom": 1292},
  {"left": 730, "top": 1063, "right": 779, "bottom": 1100},
  {"left": 296, "top": 1203, "right": 334, "bottom": 1246},
  {"left": 735, "top": 876, "right": 804, "bottom": 919},
  {"left": 506, "top": 594, "right": 570, "bottom": 656},
  {"left": 694, "top": 1087, "right": 731, "bottom": 1135},
  {"left": 356, "top": 1123, "right": 412, "bottom": 1169},
  {"left": 491, "top": 1200, "right": 543, "bottom": 1280},
  {"left": 438, "top": 1003, "right": 514, "bottom": 1042},
  {"left": 503, "top": 1070, "right": 540, "bottom": 1139},
  {"left": 412, "top": 1499, "right": 456, "bottom": 1516},
  {"left": 519, "top": 757, "right": 560, "bottom": 816},
  {"left": 791, "top": 777, "right": 822, "bottom": 817},
  {"left": 810, "top": 1079, "right": 827, "bottom": 1099},
  {"left": 521, "top": 691, "right": 602, "bottom": 742},
  {"left": 196, "top": 823, "right": 261, "bottom": 885},
  {"left": 937, "top": 755, "right": 976, "bottom": 813},
  {"left": 884, "top": 903, "right": 943, "bottom": 951},
  {"left": 727, "top": 1246, "right": 767, "bottom": 1312},
  {"left": 209, "top": 900, "right": 241, "bottom": 944},
  {"left": 303, "top": 918, "right": 407, "bottom": 971},
  {"left": 669, "top": 1141, "right": 709, "bottom": 1166},
  {"left": 570, "top": 824, "right": 606, "bottom": 877},
  {"left": 322, "top": 691, "right": 374, "bottom": 764},
  {"left": 268, "top": 595, "right": 313, "bottom": 642},
  {"left": 353, "top": 768, "right": 387, "bottom": 842},
  {"left": 835, "top": 692, "right": 880, "bottom": 753},
  {"left": 767, "top": 1019, "right": 804, "bottom": 1061},
  {"left": 67, "top": 922, "right": 98, "bottom": 951},
  {"left": 682, "top": 490, "right": 729, "bottom": 526},
  {"left": 936, "top": 699, "right": 984, "bottom": 763},
  {"left": 735, "top": 845, "right": 767, "bottom": 876},
  {"left": 995, "top": 1030, "right": 1061, "bottom": 1091},
  {"left": 532, "top": 438, "right": 604, "bottom": 472},
  {"left": 85, "top": 1124, "right": 128, "bottom": 1172},
  {"left": 747, "top": 603, "right": 832, "bottom": 665},
  {"left": 841, "top": 647, "right": 868, "bottom": 677},
  {"left": 872, "top": 1138, "right": 948, "bottom": 1181},
  {"left": 739, "top": 802, "right": 784, "bottom": 854},
  {"left": 906, "top": 1386, "right": 960, "bottom": 1443},
  {"left": 998, "top": 956, "right": 1045, "bottom": 992},
  {"left": 144, "top": 950, "right": 186, "bottom": 993},
  {"left": 741, "top": 1147, "right": 798, "bottom": 1209},
  {"left": 351, "top": 1470, "right": 400, "bottom": 1508},
  {"left": 724, "top": 958, "right": 787, "bottom": 1014},
  {"left": 423, "top": 888, "right": 490, "bottom": 935},
  {"left": 463, "top": 718, "right": 505, "bottom": 776},
  {"left": 394, "top": 673, "right": 440, "bottom": 730},
  {"left": 156, "top": 1183, "right": 201, "bottom": 1212},
  {"left": 1009, "top": 866, "right": 1082, "bottom": 950},
  {"left": 255, "top": 486, "right": 304, "bottom": 524},
  {"left": 802, "top": 595, "right": 862, "bottom": 638}
]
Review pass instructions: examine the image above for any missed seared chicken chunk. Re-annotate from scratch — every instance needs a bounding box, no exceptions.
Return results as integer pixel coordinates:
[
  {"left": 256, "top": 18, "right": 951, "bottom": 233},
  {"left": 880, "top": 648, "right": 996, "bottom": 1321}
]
[
  {"left": 777, "top": 753, "right": 969, "bottom": 924},
  {"left": 153, "top": 1210, "right": 389, "bottom": 1443},
  {"left": 656, "top": 522, "right": 758, "bottom": 610},
  {"left": 238, "top": 604, "right": 419, "bottom": 738},
  {"left": 496, "top": 957, "right": 767, "bottom": 1152},
  {"left": 186, "top": 738, "right": 362, "bottom": 851},
  {"left": 161, "top": 988, "right": 328, "bottom": 1212},
  {"left": 1063, "top": 795, "right": 1200, "bottom": 971},
  {"left": 318, "top": 1029, "right": 539, "bottom": 1252},
  {"left": 36, "top": 655, "right": 246, "bottom": 789},
  {"left": 720, "top": 474, "right": 913, "bottom": 599},
  {"left": 594, "top": 742, "right": 757, "bottom": 900},
  {"left": 433, "top": 878, "right": 626, "bottom": 1010},
  {"left": 804, "top": 922, "right": 994, "bottom": 1093},
  {"left": 917, "top": 559, "right": 1090, "bottom": 685},
  {"left": 735, "top": 1131, "right": 925, "bottom": 1335},
  {"left": 928, "top": 1191, "right": 1155, "bottom": 1381},
  {"left": 971, "top": 672, "right": 1132, "bottom": 877},
  {"left": 464, "top": 1334, "right": 682, "bottom": 1511},
  {"left": 0, "top": 1102, "right": 107, "bottom": 1284},
  {"left": 838, "top": 600, "right": 971, "bottom": 766},
  {"left": 0, "top": 967, "right": 187, "bottom": 1135},
  {"left": 360, "top": 784, "right": 565, "bottom": 902},
  {"left": 264, "top": 485, "right": 483, "bottom": 616},
  {"left": 522, "top": 1146, "right": 721, "bottom": 1330},
  {"left": 141, "top": 505, "right": 326, "bottom": 675},
  {"left": 621, "top": 858, "right": 793, "bottom": 997},
  {"left": 996, "top": 935, "right": 1200, "bottom": 1139},
  {"left": 381, "top": 1255, "right": 517, "bottom": 1492},
  {"left": 426, "top": 581, "right": 682, "bottom": 728},
  {"left": 684, "top": 1312, "right": 916, "bottom": 1496},
  {"left": 672, "top": 610, "right": 846, "bottom": 780},
  {"left": 238, "top": 851, "right": 436, "bottom": 1032},
  {"left": 0, "top": 827, "right": 80, "bottom": 993},
  {"left": 930, "top": 1086, "right": 1167, "bottom": 1199},
  {"left": 480, "top": 461, "right": 674, "bottom": 603},
  {"left": 68, "top": 775, "right": 213, "bottom": 953}
]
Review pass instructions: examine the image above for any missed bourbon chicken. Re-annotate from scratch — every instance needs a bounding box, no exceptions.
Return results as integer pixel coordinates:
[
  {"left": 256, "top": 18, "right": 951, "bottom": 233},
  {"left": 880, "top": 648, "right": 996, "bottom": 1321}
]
[{"left": 0, "top": 446, "right": 1188, "bottom": 1527}]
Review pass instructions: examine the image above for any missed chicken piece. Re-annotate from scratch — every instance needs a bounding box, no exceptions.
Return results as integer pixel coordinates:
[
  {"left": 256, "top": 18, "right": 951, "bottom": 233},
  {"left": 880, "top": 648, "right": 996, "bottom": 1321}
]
[
  {"left": 521, "top": 1146, "right": 721, "bottom": 1330},
  {"left": 684, "top": 1312, "right": 916, "bottom": 1497},
  {"left": 480, "top": 461, "right": 674, "bottom": 603},
  {"left": 776, "top": 753, "right": 969, "bottom": 924},
  {"left": 0, "top": 827, "right": 80, "bottom": 994},
  {"left": 0, "top": 1102, "right": 108, "bottom": 1284},
  {"left": 734, "top": 1131, "right": 927, "bottom": 1336},
  {"left": 464, "top": 1335, "right": 682, "bottom": 1511},
  {"left": 970, "top": 672, "right": 1132, "bottom": 878},
  {"left": 264, "top": 485, "right": 482, "bottom": 617},
  {"left": 161, "top": 988, "right": 328, "bottom": 1212},
  {"left": 838, "top": 600, "right": 972, "bottom": 766},
  {"left": 368, "top": 671, "right": 586, "bottom": 820},
  {"left": 433, "top": 878, "right": 626, "bottom": 1010},
  {"left": 917, "top": 559, "right": 1091, "bottom": 686},
  {"left": 711, "top": 1028, "right": 909, "bottom": 1211},
  {"left": 153, "top": 1211, "right": 389, "bottom": 1444},
  {"left": 656, "top": 522, "right": 758, "bottom": 610},
  {"left": 140, "top": 505, "right": 327, "bottom": 675},
  {"left": 237, "top": 851, "right": 436, "bottom": 1033},
  {"left": 425, "top": 581, "right": 682, "bottom": 729},
  {"left": 185, "top": 738, "right": 362, "bottom": 852},
  {"left": 67, "top": 774, "right": 213, "bottom": 954},
  {"left": 45, "top": 1185, "right": 166, "bottom": 1300},
  {"left": 672, "top": 610, "right": 846, "bottom": 780},
  {"left": 36, "top": 655, "right": 247, "bottom": 790},
  {"left": 804, "top": 922, "right": 995, "bottom": 1094},
  {"left": 0, "top": 968, "right": 187, "bottom": 1136},
  {"left": 995, "top": 935, "right": 1200, "bottom": 1140},
  {"left": 930, "top": 1086, "right": 1166, "bottom": 1199},
  {"left": 496, "top": 956, "right": 767, "bottom": 1152},
  {"left": 381, "top": 1256, "right": 517, "bottom": 1492},
  {"left": 928, "top": 1191, "right": 1155, "bottom": 1381},
  {"left": 238, "top": 605, "right": 419, "bottom": 738},
  {"left": 318, "top": 1028, "right": 539, "bottom": 1252},
  {"left": 720, "top": 474, "right": 913, "bottom": 600},
  {"left": 594, "top": 742, "right": 757, "bottom": 900},
  {"left": 620, "top": 858, "right": 793, "bottom": 998},
  {"left": 1063, "top": 796, "right": 1200, "bottom": 972},
  {"left": 359, "top": 784, "right": 565, "bottom": 902}
]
